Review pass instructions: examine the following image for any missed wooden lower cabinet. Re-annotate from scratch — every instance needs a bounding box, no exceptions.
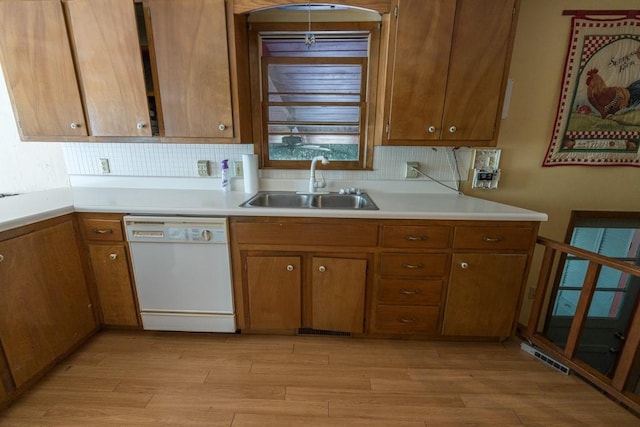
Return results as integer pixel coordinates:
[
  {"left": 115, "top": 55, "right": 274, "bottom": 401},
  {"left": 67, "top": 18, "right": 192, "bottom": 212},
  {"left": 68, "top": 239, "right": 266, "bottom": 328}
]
[
  {"left": 246, "top": 255, "right": 302, "bottom": 330},
  {"left": 230, "top": 216, "right": 377, "bottom": 334},
  {"left": 78, "top": 213, "right": 139, "bottom": 328},
  {"left": 244, "top": 254, "right": 368, "bottom": 333},
  {"left": 442, "top": 253, "right": 528, "bottom": 338},
  {"left": 232, "top": 217, "right": 538, "bottom": 340},
  {"left": 374, "top": 305, "right": 440, "bottom": 334},
  {"left": 87, "top": 244, "right": 139, "bottom": 327},
  {"left": 311, "top": 257, "right": 367, "bottom": 333},
  {"left": 0, "top": 216, "right": 97, "bottom": 388}
]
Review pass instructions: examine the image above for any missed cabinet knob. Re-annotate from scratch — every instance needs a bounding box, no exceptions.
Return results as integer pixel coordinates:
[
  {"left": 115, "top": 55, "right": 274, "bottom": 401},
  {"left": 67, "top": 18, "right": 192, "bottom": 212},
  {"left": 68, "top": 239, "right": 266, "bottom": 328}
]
[
  {"left": 70, "top": 122, "right": 81, "bottom": 129},
  {"left": 460, "top": 262, "right": 469, "bottom": 269},
  {"left": 218, "top": 123, "right": 227, "bottom": 131},
  {"left": 427, "top": 125, "right": 436, "bottom": 133},
  {"left": 449, "top": 125, "right": 457, "bottom": 133},
  {"left": 109, "top": 253, "right": 118, "bottom": 261},
  {"left": 0, "top": 254, "right": 4, "bottom": 263},
  {"left": 318, "top": 265, "right": 326, "bottom": 273},
  {"left": 286, "top": 264, "right": 294, "bottom": 272},
  {"left": 137, "top": 122, "right": 146, "bottom": 130}
]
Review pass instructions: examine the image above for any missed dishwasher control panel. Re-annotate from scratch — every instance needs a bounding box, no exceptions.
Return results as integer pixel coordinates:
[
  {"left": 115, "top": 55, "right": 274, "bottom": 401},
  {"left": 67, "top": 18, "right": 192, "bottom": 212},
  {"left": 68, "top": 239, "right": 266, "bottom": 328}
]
[{"left": 124, "top": 216, "right": 228, "bottom": 244}]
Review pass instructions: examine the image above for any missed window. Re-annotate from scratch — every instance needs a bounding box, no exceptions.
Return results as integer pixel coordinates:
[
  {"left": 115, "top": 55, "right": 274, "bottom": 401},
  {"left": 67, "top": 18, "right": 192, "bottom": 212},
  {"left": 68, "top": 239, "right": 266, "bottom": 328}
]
[
  {"left": 552, "top": 214, "right": 640, "bottom": 318},
  {"left": 248, "top": 13, "right": 381, "bottom": 170}
]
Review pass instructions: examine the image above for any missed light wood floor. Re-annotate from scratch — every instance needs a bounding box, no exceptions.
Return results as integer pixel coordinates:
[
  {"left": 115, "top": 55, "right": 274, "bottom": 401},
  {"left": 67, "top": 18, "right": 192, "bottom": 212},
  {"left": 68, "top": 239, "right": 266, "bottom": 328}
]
[{"left": 0, "top": 330, "right": 638, "bottom": 426}]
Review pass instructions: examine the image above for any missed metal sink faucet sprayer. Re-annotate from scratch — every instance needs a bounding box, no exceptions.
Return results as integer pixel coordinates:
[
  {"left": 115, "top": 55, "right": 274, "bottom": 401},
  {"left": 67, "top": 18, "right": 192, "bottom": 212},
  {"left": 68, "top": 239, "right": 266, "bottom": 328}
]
[{"left": 309, "top": 155, "right": 329, "bottom": 193}]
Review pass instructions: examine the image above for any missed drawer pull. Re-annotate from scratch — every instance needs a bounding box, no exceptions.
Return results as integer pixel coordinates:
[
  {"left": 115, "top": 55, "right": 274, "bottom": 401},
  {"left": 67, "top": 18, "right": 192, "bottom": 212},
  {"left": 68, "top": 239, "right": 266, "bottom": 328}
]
[
  {"left": 405, "top": 235, "right": 427, "bottom": 241},
  {"left": 0, "top": 254, "right": 4, "bottom": 263},
  {"left": 92, "top": 228, "right": 114, "bottom": 235},
  {"left": 482, "top": 236, "right": 504, "bottom": 243},
  {"left": 109, "top": 253, "right": 118, "bottom": 261},
  {"left": 286, "top": 264, "right": 294, "bottom": 272},
  {"left": 318, "top": 265, "right": 326, "bottom": 273},
  {"left": 460, "top": 262, "right": 469, "bottom": 269},
  {"left": 400, "top": 288, "right": 421, "bottom": 295},
  {"left": 402, "top": 263, "right": 424, "bottom": 269},
  {"left": 398, "top": 317, "right": 418, "bottom": 323}
]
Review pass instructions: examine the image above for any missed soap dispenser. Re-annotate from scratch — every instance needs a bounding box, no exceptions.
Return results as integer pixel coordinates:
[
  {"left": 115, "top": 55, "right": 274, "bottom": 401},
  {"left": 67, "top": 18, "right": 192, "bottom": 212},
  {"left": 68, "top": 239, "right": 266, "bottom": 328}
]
[{"left": 221, "top": 159, "right": 230, "bottom": 192}]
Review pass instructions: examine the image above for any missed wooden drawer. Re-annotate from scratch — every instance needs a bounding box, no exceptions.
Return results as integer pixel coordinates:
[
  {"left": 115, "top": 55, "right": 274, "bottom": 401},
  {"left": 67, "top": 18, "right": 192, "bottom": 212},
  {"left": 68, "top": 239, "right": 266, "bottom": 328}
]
[
  {"left": 453, "top": 226, "right": 535, "bottom": 251},
  {"left": 233, "top": 221, "right": 378, "bottom": 247},
  {"left": 380, "top": 253, "right": 448, "bottom": 278},
  {"left": 377, "top": 279, "right": 443, "bottom": 305},
  {"left": 80, "top": 218, "right": 124, "bottom": 242},
  {"left": 381, "top": 225, "right": 450, "bottom": 249},
  {"left": 374, "top": 305, "right": 440, "bottom": 334}
]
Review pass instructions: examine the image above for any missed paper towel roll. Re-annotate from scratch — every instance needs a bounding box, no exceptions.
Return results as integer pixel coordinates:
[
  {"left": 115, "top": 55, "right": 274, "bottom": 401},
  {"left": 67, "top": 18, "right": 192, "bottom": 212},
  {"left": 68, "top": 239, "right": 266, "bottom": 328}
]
[{"left": 242, "top": 154, "right": 259, "bottom": 194}]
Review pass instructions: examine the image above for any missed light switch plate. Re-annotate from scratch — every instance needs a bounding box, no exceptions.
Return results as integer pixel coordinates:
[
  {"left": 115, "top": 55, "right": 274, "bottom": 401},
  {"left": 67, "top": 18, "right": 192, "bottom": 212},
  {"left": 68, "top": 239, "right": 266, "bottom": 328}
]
[{"left": 473, "top": 149, "right": 501, "bottom": 170}]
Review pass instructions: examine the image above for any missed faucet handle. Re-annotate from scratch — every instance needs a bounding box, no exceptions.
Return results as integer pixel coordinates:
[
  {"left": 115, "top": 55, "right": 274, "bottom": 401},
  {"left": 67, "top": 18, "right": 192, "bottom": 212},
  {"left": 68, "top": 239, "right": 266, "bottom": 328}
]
[{"left": 315, "top": 173, "right": 327, "bottom": 189}]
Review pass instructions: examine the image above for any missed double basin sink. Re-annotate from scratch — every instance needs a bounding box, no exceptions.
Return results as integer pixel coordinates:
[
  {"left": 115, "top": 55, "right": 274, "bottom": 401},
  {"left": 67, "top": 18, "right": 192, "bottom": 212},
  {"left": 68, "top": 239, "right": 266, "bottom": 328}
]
[{"left": 240, "top": 191, "right": 378, "bottom": 210}]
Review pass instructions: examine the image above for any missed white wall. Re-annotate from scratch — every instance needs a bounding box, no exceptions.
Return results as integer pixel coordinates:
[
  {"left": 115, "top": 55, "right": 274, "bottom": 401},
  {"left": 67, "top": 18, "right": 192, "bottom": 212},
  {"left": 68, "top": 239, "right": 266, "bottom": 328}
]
[{"left": 0, "top": 61, "right": 69, "bottom": 194}]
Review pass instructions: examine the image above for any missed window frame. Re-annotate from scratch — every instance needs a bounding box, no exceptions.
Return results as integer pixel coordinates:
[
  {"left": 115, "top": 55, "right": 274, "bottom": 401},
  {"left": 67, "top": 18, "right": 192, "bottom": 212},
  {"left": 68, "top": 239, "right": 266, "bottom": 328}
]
[{"left": 248, "top": 21, "right": 381, "bottom": 170}]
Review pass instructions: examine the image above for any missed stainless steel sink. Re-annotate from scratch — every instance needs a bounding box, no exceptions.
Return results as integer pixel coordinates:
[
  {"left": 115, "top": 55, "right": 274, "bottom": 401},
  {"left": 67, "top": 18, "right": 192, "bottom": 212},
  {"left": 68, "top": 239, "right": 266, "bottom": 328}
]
[{"left": 240, "top": 191, "right": 378, "bottom": 210}]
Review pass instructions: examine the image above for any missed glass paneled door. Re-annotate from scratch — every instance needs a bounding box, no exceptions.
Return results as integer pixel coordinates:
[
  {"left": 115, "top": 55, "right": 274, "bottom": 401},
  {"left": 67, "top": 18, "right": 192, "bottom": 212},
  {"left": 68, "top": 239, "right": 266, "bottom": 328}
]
[{"left": 544, "top": 213, "right": 640, "bottom": 377}]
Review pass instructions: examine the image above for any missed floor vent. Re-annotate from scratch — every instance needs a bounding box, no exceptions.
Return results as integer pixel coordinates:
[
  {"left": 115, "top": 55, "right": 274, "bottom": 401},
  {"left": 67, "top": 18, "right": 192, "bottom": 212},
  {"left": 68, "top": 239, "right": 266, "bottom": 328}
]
[
  {"left": 297, "top": 328, "right": 350, "bottom": 337},
  {"left": 521, "top": 342, "right": 571, "bottom": 375}
]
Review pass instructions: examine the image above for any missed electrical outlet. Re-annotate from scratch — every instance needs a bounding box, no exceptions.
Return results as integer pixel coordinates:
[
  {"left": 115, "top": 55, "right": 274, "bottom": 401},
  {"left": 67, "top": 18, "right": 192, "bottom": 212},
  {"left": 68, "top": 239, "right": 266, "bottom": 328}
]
[
  {"left": 100, "top": 158, "right": 110, "bottom": 174},
  {"left": 405, "top": 161, "right": 419, "bottom": 179},
  {"left": 197, "top": 160, "right": 210, "bottom": 177},
  {"left": 233, "top": 160, "right": 243, "bottom": 178}
]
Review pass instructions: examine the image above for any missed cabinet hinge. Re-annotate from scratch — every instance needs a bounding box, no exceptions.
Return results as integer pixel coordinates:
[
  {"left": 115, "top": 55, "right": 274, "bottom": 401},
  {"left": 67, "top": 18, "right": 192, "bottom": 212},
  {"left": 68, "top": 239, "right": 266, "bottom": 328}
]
[{"left": 394, "top": 5, "right": 398, "bottom": 20}]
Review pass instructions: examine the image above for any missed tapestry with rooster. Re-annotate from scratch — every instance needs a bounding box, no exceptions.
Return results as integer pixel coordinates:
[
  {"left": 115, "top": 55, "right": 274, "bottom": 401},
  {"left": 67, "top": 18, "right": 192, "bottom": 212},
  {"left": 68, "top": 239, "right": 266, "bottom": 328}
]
[{"left": 544, "top": 15, "right": 640, "bottom": 167}]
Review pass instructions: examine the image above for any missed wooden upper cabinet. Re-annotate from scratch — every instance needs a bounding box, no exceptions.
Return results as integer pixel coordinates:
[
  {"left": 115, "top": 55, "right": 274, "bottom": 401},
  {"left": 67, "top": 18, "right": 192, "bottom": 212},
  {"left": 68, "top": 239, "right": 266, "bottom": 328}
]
[
  {"left": 149, "top": 0, "right": 233, "bottom": 138},
  {"left": 384, "top": 0, "right": 454, "bottom": 143},
  {"left": 66, "top": 0, "right": 151, "bottom": 137},
  {"left": 0, "top": 0, "right": 87, "bottom": 138},
  {"left": 384, "top": 0, "right": 517, "bottom": 145}
]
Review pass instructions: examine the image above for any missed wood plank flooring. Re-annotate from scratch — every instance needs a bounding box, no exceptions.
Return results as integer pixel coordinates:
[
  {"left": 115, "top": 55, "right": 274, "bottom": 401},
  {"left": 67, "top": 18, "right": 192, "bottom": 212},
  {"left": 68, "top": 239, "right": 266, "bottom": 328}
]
[{"left": 1, "top": 330, "right": 638, "bottom": 426}]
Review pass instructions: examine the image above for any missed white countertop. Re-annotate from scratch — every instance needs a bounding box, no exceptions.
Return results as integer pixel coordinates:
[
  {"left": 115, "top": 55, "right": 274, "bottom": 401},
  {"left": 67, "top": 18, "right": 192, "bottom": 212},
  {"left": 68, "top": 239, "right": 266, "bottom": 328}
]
[{"left": 0, "top": 186, "right": 547, "bottom": 233}]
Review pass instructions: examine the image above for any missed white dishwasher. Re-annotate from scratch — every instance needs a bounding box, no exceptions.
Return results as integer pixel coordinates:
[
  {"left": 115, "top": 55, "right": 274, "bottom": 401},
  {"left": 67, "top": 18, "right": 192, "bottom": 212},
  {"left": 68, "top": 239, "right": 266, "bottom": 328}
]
[{"left": 124, "top": 216, "right": 235, "bottom": 332}]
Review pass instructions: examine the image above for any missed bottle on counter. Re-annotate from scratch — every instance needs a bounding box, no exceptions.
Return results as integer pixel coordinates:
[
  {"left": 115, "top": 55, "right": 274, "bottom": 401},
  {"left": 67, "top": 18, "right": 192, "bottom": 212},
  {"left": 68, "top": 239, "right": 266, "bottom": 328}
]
[{"left": 221, "top": 159, "right": 230, "bottom": 192}]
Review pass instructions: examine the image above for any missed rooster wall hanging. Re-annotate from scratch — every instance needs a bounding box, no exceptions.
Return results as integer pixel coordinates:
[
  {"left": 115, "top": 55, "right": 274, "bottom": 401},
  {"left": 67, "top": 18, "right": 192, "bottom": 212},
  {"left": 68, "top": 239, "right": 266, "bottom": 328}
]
[{"left": 544, "top": 10, "right": 640, "bottom": 167}]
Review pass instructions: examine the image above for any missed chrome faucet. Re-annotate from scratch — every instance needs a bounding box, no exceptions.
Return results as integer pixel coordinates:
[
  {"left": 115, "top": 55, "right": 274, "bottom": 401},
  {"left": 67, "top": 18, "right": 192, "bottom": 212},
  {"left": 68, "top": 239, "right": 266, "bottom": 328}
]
[{"left": 308, "top": 155, "right": 329, "bottom": 193}]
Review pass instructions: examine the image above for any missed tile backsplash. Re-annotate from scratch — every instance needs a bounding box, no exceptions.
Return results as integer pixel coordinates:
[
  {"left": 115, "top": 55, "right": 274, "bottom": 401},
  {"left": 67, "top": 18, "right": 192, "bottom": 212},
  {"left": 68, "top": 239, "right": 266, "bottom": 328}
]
[{"left": 62, "top": 143, "right": 472, "bottom": 183}]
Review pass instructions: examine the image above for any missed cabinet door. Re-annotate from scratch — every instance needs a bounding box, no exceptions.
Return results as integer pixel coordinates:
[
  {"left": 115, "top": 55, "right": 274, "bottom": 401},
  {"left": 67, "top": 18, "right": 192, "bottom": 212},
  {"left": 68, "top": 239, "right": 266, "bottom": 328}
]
[
  {"left": 442, "top": 253, "right": 527, "bottom": 338},
  {"left": 0, "top": 220, "right": 96, "bottom": 387},
  {"left": 246, "top": 256, "right": 301, "bottom": 329},
  {"left": 441, "top": 0, "right": 515, "bottom": 141},
  {"left": 385, "top": 0, "right": 515, "bottom": 144},
  {"left": 311, "top": 257, "right": 367, "bottom": 333},
  {"left": 149, "top": 0, "right": 233, "bottom": 138},
  {"left": 66, "top": 0, "right": 151, "bottom": 136},
  {"left": 385, "top": 0, "right": 455, "bottom": 142},
  {"left": 0, "top": 0, "right": 87, "bottom": 138},
  {"left": 88, "top": 244, "right": 139, "bottom": 327}
]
